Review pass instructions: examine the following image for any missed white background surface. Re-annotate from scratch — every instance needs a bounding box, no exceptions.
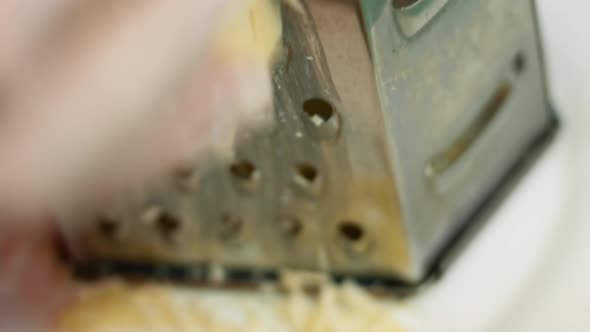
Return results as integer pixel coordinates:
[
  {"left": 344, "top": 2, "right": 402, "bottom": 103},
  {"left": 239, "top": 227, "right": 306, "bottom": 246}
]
[{"left": 410, "top": 1, "right": 590, "bottom": 331}]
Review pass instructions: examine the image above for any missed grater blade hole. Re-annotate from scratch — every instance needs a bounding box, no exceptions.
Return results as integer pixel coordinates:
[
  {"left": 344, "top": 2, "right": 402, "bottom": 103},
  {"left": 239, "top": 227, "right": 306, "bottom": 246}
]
[
  {"left": 513, "top": 52, "right": 526, "bottom": 75},
  {"left": 392, "top": 0, "right": 421, "bottom": 9},
  {"left": 156, "top": 212, "right": 182, "bottom": 237},
  {"left": 303, "top": 98, "right": 334, "bottom": 126},
  {"left": 220, "top": 215, "right": 244, "bottom": 240},
  {"left": 295, "top": 163, "right": 319, "bottom": 183},
  {"left": 280, "top": 217, "right": 303, "bottom": 238},
  {"left": 97, "top": 216, "right": 120, "bottom": 239},
  {"left": 173, "top": 164, "right": 196, "bottom": 191},
  {"left": 174, "top": 164, "right": 194, "bottom": 180},
  {"left": 339, "top": 222, "right": 365, "bottom": 242},
  {"left": 230, "top": 160, "right": 258, "bottom": 181}
]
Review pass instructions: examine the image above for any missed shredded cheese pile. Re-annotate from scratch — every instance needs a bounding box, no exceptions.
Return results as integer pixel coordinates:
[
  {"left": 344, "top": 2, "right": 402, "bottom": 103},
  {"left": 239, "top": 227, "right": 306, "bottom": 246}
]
[{"left": 59, "top": 280, "right": 406, "bottom": 332}]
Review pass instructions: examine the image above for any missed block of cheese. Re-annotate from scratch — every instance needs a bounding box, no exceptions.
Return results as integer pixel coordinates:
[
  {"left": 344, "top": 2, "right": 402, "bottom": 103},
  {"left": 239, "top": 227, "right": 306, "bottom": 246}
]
[{"left": 215, "top": 0, "right": 283, "bottom": 62}]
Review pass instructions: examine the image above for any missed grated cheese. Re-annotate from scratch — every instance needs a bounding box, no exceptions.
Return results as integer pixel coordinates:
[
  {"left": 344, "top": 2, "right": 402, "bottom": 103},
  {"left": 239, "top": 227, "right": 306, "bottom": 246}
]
[{"left": 59, "top": 279, "right": 406, "bottom": 332}]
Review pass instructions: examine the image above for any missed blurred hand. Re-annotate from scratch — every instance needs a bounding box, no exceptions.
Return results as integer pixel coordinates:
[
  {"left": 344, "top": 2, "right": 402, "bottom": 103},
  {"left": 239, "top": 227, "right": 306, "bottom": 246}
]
[{"left": 0, "top": 1, "right": 272, "bottom": 331}]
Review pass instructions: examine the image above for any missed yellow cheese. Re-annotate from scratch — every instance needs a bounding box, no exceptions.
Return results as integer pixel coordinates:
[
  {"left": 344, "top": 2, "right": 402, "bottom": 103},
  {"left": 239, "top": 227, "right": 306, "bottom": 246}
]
[
  {"left": 215, "top": 0, "right": 283, "bottom": 62},
  {"left": 59, "top": 281, "right": 406, "bottom": 332}
]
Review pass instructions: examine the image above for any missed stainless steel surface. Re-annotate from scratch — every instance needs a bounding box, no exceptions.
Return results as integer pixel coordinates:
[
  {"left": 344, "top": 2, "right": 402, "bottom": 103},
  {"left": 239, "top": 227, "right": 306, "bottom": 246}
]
[
  {"left": 364, "top": 0, "right": 553, "bottom": 279},
  {"left": 62, "top": 0, "right": 555, "bottom": 283}
]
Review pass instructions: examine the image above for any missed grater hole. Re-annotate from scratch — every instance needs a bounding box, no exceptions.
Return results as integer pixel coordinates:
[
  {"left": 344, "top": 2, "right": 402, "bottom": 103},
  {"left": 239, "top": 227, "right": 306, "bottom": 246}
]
[
  {"left": 156, "top": 212, "right": 182, "bottom": 237},
  {"left": 295, "top": 163, "right": 319, "bottom": 184},
  {"left": 220, "top": 215, "right": 244, "bottom": 240},
  {"left": 513, "top": 52, "right": 526, "bottom": 75},
  {"left": 339, "top": 222, "right": 365, "bottom": 242},
  {"left": 97, "top": 216, "right": 120, "bottom": 239},
  {"left": 303, "top": 98, "right": 334, "bottom": 126},
  {"left": 230, "top": 160, "right": 258, "bottom": 181},
  {"left": 173, "top": 164, "right": 195, "bottom": 191},
  {"left": 174, "top": 164, "right": 194, "bottom": 181},
  {"left": 392, "top": 0, "right": 421, "bottom": 9},
  {"left": 280, "top": 217, "right": 303, "bottom": 238}
]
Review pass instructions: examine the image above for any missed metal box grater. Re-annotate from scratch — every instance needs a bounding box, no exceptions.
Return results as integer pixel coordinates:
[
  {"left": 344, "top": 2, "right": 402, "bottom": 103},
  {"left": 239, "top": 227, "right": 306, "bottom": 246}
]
[{"left": 62, "top": 0, "right": 558, "bottom": 287}]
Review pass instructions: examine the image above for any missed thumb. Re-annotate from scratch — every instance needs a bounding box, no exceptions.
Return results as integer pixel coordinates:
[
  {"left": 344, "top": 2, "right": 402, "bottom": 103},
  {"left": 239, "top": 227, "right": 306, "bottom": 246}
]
[{"left": 0, "top": 223, "right": 74, "bottom": 332}]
